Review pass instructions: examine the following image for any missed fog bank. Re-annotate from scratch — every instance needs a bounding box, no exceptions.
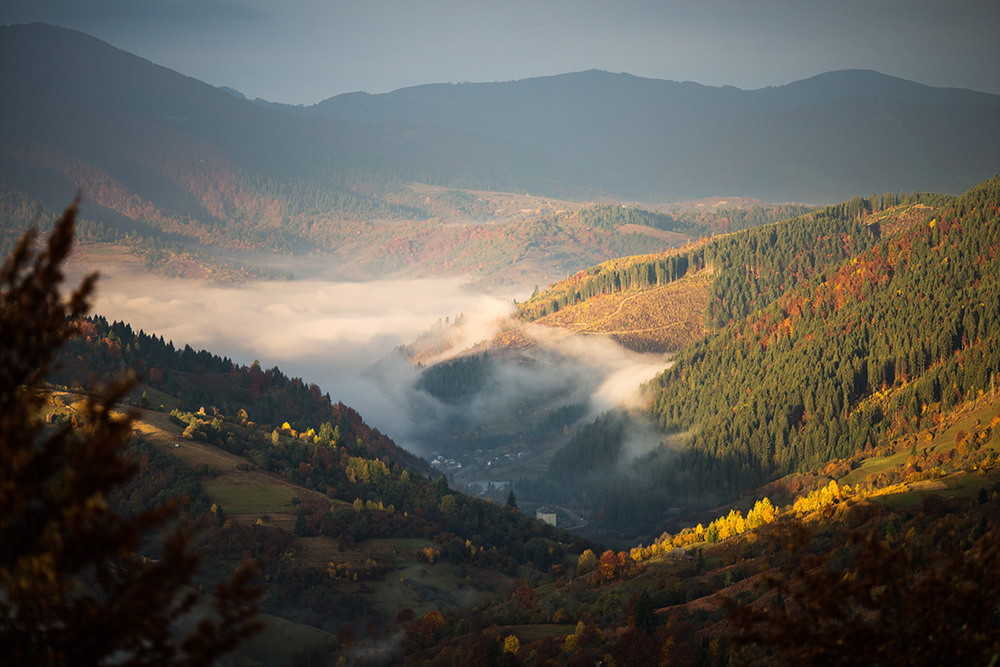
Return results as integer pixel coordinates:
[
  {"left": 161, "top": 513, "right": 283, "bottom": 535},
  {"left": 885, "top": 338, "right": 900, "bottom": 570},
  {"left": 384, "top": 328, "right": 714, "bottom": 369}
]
[
  {"left": 81, "top": 267, "right": 672, "bottom": 461},
  {"left": 84, "top": 269, "right": 510, "bottom": 437}
]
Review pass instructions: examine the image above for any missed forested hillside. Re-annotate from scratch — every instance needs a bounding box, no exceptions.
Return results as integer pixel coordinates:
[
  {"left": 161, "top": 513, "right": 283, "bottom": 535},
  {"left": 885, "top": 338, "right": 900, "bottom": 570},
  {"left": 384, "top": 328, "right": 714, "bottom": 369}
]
[
  {"left": 43, "top": 314, "right": 591, "bottom": 664},
  {"left": 11, "top": 191, "right": 1000, "bottom": 665},
  {"left": 699, "top": 192, "right": 952, "bottom": 326},
  {"left": 52, "top": 315, "right": 423, "bottom": 472},
  {"left": 510, "top": 195, "right": 907, "bottom": 354},
  {"left": 405, "top": 462, "right": 1000, "bottom": 665},
  {"left": 653, "top": 178, "right": 1000, "bottom": 490},
  {"left": 518, "top": 193, "right": 931, "bottom": 324},
  {"left": 424, "top": 181, "right": 1000, "bottom": 663},
  {"left": 504, "top": 179, "right": 1000, "bottom": 537}
]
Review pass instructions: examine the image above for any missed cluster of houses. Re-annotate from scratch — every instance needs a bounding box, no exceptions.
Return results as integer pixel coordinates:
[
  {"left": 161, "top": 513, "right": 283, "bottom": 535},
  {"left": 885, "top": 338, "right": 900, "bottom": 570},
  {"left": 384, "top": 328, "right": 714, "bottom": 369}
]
[
  {"left": 428, "top": 454, "right": 462, "bottom": 474},
  {"left": 431, "top": 450, "right": 528, "bottom": 474},
  {"left": 482, "top": 450, "right": 527, "bottom": 467}
]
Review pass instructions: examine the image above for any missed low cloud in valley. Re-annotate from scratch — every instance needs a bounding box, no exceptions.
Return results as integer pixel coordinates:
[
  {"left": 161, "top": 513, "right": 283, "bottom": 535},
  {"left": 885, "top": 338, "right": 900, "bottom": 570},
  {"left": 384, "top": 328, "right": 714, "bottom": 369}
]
[{"left": 80, "top": 265, "right": 673, "bottom": 461}]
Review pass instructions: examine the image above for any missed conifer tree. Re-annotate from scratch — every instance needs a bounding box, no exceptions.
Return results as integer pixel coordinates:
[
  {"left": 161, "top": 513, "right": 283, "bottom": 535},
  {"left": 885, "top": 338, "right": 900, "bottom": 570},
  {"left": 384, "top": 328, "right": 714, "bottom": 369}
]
[{"left": 0, "top": 200, "right": 263, "bottom": 664}]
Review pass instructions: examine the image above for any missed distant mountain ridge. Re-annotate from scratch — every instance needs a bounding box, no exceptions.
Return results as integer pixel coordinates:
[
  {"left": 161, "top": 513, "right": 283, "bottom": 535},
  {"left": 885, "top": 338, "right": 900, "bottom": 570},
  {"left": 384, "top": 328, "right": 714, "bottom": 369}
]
[
  {"left": 312, "top": 67, "right": 997, "bottom": 125},
  {"left": 308, "top": 68, "right": 1000, "bottom": 202},
  {"left": 1, "top": 22, "right": 998, "bottom": 272}
]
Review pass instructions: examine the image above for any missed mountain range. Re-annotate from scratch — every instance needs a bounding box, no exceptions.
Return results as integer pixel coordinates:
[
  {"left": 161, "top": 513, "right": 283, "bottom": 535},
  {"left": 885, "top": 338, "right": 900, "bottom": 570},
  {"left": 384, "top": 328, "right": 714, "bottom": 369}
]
[
  {"left": 306, "top": 68, "right": 1000, "bottom": 203},
  {"left": 2, "top": 23, "right": 998, "bottom": 276}
]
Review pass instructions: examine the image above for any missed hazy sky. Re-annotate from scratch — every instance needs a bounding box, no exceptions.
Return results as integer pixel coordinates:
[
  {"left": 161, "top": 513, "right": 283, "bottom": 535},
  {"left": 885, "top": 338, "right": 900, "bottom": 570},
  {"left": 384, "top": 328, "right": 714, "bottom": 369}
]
[{"left": 2, "top": 0, "right": 998, "bottom": 104}]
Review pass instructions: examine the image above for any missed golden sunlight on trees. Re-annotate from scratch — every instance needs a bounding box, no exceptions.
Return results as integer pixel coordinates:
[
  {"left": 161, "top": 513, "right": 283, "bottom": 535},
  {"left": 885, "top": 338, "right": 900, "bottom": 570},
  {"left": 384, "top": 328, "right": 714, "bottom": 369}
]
[
  {"left": 575, "top": 548, "right": 597, "bottom": 577},
  {"left": 0, "top": 201, "right": 262, "bottom": 664}
]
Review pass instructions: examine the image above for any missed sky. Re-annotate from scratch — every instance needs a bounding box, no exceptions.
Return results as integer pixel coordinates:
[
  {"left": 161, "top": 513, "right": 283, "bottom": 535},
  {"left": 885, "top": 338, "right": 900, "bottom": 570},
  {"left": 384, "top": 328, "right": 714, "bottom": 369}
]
[{"left": 2, "top": 0, "right": 998, "bottom": 105}]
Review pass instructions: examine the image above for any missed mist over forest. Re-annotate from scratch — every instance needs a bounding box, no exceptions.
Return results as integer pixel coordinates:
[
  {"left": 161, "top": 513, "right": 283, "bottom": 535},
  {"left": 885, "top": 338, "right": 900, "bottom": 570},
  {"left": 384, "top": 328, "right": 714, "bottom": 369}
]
[
  {"left": 6, "top": 20, "right": 993, "bottom": 531},
  {"left": 81, "top": 262, "right": 671, "bottom": 469},
  {"left": 3, "top": 19, "right": 1000, "bottom": 666},
  {"left": 78, "top": 267, "right": 500, "bottom": 435}
]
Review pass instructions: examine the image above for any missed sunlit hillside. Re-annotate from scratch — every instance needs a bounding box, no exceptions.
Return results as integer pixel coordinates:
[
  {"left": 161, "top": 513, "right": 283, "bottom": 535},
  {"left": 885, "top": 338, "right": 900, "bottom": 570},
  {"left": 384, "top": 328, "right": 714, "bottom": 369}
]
[{"left": 3, "top": 19, "right": 999, "bottom": 666}]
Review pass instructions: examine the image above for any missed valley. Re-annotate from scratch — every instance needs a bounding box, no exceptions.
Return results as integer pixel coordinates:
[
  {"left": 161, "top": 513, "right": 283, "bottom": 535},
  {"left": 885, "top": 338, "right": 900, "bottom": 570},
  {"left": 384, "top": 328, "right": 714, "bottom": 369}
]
[
  {"left": 10, "top": 174, "right": 1000, "bottom": 666},
  {"left": 2, "top": 20, "right": 999, "bottom": 666},
  {"left": 35, "top": 286, "right": 1000, "bottom": 663}
]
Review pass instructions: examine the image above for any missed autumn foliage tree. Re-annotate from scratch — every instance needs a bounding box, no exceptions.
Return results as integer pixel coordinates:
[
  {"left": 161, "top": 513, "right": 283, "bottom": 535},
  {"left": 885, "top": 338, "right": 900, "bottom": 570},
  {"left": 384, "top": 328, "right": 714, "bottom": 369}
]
[
  {"left": 727, "top": 521, "right": 1000, "bottom": 666},
  {"left": 0, "top": 200, "right": 262, "bottom": 664}
]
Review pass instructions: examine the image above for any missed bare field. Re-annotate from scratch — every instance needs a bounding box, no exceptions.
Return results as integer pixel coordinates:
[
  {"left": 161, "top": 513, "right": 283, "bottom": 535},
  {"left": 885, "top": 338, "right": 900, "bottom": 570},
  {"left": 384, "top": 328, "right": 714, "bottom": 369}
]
[
  {"left": 203, "top": 483, "right": 298, "bottom": 515},
  {"left": 533, "top": 271, "right": 711, "bottom": 352},
  {"left": 67, "top": 242, "right": 216, "bottom": 280}
]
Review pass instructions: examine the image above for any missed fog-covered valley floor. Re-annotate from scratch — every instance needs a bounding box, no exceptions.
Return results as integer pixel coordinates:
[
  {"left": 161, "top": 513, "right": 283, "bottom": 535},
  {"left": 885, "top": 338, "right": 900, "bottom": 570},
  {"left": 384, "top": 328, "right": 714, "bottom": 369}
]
[{"left": 74, "top": 264, "right": 672, "bottom": 487}]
